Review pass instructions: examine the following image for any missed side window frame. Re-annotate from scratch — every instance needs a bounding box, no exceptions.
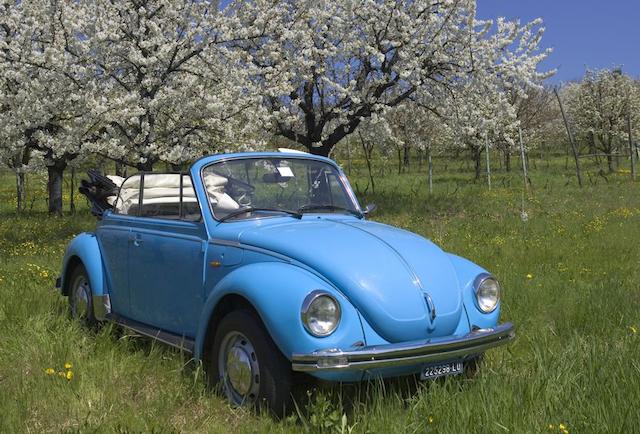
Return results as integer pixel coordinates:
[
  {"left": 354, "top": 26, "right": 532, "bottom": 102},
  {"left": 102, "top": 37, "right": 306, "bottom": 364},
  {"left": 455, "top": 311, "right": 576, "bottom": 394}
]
[
  {"left": 112, "top": 173, "right": 143, "bottom": 217},
  {"left": 114, "top": 172, "right": 202, "bottom": 222}
]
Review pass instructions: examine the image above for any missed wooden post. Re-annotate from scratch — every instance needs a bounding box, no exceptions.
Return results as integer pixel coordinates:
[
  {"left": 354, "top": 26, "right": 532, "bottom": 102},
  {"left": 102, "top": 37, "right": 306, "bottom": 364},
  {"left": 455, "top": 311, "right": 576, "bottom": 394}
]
[
  {"left": 485, "top": 134, "right": 492, "bottom": 189},
  {"left": 427, "top": 146, "right": 433, "bottom": 195},
  {"left": 554, "top": 88, "right": 583, "bottom": 187},
  {"left": 346, "top": 138, "right": 352, "bottom": 176},
  {"left": 519, "top": 128, "right": 528, "bottom": 191},
  {"left": 628, "top": 112, "right": 637, "bottom": 181}
]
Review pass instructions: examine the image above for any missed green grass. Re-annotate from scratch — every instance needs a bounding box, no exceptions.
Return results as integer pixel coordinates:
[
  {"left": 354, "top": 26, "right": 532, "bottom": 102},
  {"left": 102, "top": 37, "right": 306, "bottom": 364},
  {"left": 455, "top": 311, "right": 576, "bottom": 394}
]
[{"left": 0, "top": 155, "right": 639, "bottom": 433}]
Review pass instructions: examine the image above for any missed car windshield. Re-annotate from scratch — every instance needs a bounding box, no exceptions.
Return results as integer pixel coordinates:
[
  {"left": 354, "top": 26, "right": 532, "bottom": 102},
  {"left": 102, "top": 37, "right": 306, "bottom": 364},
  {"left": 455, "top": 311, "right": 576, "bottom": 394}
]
[{"left": 202, "top": 157, "right": 359, "bottom": 221}]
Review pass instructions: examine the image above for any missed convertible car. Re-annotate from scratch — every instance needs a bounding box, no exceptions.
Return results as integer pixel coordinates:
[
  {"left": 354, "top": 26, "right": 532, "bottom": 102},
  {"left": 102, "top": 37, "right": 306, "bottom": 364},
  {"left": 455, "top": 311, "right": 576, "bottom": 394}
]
[{"left": 57, "top": 151, "right": 514, "bottom": 413}]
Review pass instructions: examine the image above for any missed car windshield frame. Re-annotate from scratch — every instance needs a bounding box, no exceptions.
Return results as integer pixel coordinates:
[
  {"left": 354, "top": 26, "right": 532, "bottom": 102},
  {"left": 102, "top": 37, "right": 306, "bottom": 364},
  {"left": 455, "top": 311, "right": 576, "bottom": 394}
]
[{"left": 200, "top": 156, "right": 361, "bottom": 222}]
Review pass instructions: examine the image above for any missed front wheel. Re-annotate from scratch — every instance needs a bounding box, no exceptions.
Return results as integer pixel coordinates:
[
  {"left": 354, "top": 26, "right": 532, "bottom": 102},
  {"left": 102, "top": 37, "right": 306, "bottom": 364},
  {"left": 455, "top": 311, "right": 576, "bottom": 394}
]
[
  {"left": 209, "top": 310, "right": 292, "bottom": 415},
  {"left": 68, "top": 264, "right": 97, "bottom": 328}
]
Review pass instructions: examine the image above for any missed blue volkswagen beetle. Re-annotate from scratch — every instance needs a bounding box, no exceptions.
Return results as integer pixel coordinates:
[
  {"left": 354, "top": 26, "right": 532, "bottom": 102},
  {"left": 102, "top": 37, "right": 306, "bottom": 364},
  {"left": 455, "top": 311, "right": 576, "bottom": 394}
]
[{"left": 58, "top": 151, "right": 514, "bottom": 413}]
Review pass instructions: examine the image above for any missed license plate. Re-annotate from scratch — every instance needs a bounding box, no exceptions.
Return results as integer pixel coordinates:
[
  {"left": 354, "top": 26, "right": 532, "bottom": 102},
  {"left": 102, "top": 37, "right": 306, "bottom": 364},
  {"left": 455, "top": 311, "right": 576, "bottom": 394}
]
[{"left": 420, "top": 361, "right": 463, "bottom": 380}]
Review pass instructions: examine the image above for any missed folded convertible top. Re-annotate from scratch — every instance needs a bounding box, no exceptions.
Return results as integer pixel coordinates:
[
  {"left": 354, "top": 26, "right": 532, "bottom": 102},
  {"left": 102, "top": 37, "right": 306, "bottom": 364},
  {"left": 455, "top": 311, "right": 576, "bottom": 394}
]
[{"left": 78, "top": 169, "right": 119, "bottom": 219}]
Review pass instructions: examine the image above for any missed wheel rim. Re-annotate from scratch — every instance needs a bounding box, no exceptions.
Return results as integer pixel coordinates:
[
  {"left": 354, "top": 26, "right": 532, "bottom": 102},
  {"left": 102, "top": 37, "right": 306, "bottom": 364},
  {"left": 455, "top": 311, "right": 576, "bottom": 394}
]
[
  {"left": 72, "top": 275, "right": 90, "bottom": 320},
  {"left": 218, "top": 331, "right": 260, "bottom": 405}
]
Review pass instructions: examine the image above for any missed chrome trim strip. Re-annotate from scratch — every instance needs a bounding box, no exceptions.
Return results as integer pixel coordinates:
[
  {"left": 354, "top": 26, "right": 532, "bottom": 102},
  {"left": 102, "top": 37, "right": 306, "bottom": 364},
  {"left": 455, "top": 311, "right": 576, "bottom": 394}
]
[
  {"left": 291, "top": 322, "right": 515, "bottom": 372},
  {"left": 109, "top": 314, "right": 195, "bottom": 354}
]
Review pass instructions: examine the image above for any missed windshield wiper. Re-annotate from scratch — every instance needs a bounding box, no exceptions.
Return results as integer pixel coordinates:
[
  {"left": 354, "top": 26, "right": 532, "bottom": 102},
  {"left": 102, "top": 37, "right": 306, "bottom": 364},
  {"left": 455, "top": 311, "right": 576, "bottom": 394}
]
[
  {"left": 297, "top": 204, "right": 363, "bottom": 218},
  {"left": 218, "top": 207, "right": 303, "bottom": 222}
]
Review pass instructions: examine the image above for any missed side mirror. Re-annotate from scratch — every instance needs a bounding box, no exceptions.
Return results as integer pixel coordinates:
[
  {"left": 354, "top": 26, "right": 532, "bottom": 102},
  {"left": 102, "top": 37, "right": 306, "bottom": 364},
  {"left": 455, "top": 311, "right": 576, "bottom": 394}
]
[{"left": 363, "top": 203, "right": 377, "bottom": 216}]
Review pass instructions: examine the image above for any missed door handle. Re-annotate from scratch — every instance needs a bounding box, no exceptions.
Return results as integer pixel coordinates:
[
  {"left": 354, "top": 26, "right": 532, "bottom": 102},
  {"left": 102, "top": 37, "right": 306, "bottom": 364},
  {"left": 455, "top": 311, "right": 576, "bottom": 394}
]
[{"left": 129, "top": 233, "right": 143, "bottom": 247}]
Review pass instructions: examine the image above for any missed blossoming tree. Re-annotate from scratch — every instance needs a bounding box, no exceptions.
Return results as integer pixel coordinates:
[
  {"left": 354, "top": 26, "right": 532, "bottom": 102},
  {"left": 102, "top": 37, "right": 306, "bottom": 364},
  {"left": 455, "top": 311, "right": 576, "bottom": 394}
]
[
  {"left": 567, "top": 69, "right": 639, "bottom": 172},
  {"left": 0, "top": 0, "right": 92, "bottom": 215},
  {"left": 76, "top": 0, "right": 264, "bottom": 171},
  {"left": 227, "top": 0, "right": 551, "bottom": 157}
]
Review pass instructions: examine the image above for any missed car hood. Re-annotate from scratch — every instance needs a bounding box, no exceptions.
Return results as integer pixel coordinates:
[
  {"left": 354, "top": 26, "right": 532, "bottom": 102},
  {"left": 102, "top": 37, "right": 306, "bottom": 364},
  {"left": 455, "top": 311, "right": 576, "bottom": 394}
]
[{"left": 231, "top": 218, "right": 465, "bottom": 343}]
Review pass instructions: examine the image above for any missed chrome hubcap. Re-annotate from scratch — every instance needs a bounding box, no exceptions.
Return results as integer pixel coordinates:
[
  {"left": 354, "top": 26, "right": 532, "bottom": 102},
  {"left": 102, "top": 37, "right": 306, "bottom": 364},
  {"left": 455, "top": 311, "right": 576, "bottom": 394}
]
[
  {"left": 219, "top": 332, "right": 260, "bottom": 405},
  {"left": 72, "top": 276, "right": 90, "bottom": 319}
]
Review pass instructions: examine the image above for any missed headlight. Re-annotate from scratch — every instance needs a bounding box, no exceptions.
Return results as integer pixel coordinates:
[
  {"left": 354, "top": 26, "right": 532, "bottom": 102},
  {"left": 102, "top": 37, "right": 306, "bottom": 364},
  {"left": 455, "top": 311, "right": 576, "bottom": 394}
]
[
  {"left": 301, "top": 291, "right": 341, "bottom": 337},
  {"left": 474, "top": 274, "right": 500, "bottom": 313}
]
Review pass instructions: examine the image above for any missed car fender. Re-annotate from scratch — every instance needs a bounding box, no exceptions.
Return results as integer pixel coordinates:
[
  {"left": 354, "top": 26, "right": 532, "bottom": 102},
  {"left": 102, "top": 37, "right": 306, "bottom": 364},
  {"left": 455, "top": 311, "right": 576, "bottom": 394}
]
[
  {"left": 60, "top": 232, "right": 107, "bottom": 300},
  {"left": 194, "top": 261, "right": 364, "bottom": 361},
  {"left": 447, "top": 253, "right": 501, "bottom": 329}
]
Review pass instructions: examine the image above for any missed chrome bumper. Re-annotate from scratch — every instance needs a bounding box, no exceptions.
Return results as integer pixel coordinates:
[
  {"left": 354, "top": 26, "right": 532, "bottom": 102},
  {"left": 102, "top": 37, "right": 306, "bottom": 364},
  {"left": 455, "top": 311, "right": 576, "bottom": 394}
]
[{"left": 291, "top": 322, "right": 515, "bottom": 372}]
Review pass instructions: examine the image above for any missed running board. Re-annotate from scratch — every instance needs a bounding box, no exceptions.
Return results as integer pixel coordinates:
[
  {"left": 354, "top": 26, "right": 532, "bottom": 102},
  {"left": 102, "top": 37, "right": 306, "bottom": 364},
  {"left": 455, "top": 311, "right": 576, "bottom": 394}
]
[{"left": 108, "top": 314, "right": 195, "bottom": 354}]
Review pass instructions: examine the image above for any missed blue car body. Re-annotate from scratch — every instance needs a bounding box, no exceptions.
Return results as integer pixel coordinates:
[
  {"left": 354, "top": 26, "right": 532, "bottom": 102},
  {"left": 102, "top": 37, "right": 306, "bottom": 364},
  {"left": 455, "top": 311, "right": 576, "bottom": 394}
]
[{"left": 58, "top": 152, "right": 514, "bottom": 383}]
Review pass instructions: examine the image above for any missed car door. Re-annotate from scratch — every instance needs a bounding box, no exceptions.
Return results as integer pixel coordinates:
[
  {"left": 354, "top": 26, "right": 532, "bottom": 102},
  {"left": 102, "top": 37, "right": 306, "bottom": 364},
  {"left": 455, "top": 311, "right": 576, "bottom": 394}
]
[
  {"left": 126, "top": 173, "right": 206, "bottom": 337},
  {"left": 96, "top": 174, "right": 142, "bottom": 319}
]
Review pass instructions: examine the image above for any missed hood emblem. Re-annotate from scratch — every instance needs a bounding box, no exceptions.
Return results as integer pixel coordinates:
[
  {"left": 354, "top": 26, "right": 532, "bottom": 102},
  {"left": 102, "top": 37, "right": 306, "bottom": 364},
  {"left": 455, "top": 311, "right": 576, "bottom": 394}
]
[{"left": 424, "top": 293, "right": 436, "bottom": 322}]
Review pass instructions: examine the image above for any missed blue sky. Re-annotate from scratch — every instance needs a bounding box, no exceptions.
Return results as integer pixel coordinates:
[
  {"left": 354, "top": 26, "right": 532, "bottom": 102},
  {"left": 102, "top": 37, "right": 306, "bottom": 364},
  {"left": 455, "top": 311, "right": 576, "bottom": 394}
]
[{"left": 477, "top": 0, "right": 640, "bottom": 83}]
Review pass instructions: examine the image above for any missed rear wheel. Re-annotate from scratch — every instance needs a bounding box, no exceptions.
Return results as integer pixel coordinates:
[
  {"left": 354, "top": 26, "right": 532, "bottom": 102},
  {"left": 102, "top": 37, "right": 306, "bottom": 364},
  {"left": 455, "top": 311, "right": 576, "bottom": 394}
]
[
  {"left": 209, "top": 310, "right": 292, "bottom": 415},
  {"left": 68, "top": 265, "right": 97, "bottom": 328}
]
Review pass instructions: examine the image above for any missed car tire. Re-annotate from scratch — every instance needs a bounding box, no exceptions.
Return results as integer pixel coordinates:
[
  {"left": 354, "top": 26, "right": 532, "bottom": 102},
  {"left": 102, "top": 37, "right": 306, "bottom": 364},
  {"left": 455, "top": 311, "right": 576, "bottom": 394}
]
[
  {"left": 209, "top": 310, "right": 293, "bottom": 416},
  {"left": 68, "top": 264, "right": 97, "bottom": 328}
]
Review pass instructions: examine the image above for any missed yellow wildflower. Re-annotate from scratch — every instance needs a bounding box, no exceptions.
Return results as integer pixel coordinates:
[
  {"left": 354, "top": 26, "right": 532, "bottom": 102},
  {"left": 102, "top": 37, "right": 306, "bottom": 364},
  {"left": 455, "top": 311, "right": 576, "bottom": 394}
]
[
  {"left": 428, "top": 416, "right": 434, "bottom": 424},
  {"left": 559, "top": 423, "right": 566, "bottom": 430},
  {"left": 66, "top": 371, "right": 73, "bottom": 381},
  {"left": 45, "top": 368, "right": 55, "bottom": 375},
  {"left": 630, "top": 326, "right": 637, "bottom": 334},
  {"left": 548, "top": 424, "right": 554, "bottom": 430},
  {"left": 58, "top": 371, "right": 65, "bottom": 377},
  {"left": 526, "top": 274, "right": 533, "bottom": 279},
  {"left": 64, "top": 362, "right": 72, "bottom": 370}
]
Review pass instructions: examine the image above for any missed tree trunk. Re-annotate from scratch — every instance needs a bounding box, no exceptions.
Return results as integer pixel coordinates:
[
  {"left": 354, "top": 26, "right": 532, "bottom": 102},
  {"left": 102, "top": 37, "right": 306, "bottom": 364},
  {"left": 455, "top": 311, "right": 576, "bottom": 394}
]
[
  {"left": 115, "top": 161, "right": 127, "bottom": 177},
  {"left": 16, "top": 171, "right": 26, "bottom": 213},
  {"left": 607, "top": 154, "right": 616, "bottom": 173},
  {"left": 397, "top": 148, "right": 402, "bottom": 175},
  {"left": 403, "top": 144, "right": 410, "bottom": 172},
  {"left": 69, "top": 166, "right": 76, "bottom": 214},
  {"left": 473, "top": 147, "right": 482, "bottom": 181},
  {"left": 136, "top": 159, "right": 154, "bottom": 172},
  {"left": 47, "top": 162, "right": 66, "bottom": 216},
  {"left": 504, "top": 151, "right": 511, "bottom": 172}
]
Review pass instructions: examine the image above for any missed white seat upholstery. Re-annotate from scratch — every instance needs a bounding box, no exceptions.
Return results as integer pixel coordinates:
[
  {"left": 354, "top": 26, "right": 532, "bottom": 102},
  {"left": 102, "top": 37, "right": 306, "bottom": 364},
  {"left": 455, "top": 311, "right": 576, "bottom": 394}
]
[
  {"left": 112, "top": 172, "right": 240, "bottom": 215},
  {"left": 203, "top": 173, "right": 240, "bottom": 213}
]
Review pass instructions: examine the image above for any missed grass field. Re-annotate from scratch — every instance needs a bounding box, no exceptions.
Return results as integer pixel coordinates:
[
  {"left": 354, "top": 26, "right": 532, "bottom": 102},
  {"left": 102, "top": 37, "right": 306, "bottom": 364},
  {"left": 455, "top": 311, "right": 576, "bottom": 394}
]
[{"left": 0, "top": 155, "right": 639, "bottom": 433}]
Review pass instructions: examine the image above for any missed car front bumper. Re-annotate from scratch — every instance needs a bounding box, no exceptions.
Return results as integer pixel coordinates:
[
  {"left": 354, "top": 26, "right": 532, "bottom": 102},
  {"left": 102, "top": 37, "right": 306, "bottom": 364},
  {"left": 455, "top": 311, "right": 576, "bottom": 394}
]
[{"left": 291, "top": 322, "right": 515, "bottom": 372}]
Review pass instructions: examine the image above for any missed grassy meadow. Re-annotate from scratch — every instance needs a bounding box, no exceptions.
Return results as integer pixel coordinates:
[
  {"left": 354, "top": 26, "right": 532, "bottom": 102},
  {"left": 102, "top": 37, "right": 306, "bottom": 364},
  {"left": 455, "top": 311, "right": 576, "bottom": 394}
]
[{"left": 0, "top": 154, "right": 639, "bottom": 433}]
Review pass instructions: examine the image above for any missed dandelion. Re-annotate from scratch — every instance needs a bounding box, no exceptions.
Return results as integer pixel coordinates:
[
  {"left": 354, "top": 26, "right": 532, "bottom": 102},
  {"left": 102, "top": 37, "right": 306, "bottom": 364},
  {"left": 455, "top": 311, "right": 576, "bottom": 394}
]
[
  {"left": 66, "top": 371, "right": 73, "bottom": 381},
  {"left": 630, "top": 326, "right": 637, "bottom": 334},
  {"left": 428, "top": 416, "right": 434, "bottom": 424},
  {"left": 548, "top": 425, "right": 555, "bottom": 430},
  {"left": 526, "top": 274, "right": 533, "bottom": 279},
  {"left": 64, "top": 362, "right": 72, "bottom": 370},
  {"left": 45, "top": 368, "right": 55, "bottom": 375}
]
